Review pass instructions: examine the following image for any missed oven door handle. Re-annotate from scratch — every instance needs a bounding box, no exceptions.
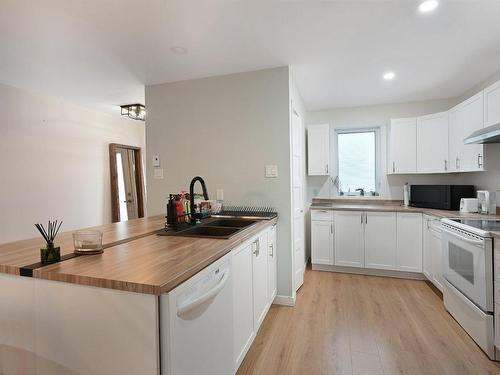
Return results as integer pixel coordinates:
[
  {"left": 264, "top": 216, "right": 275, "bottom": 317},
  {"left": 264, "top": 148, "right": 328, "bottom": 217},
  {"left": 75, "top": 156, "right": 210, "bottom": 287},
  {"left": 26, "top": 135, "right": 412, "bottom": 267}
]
[{"left": 441, "top": 227, "right": 484, "bottom": 246}]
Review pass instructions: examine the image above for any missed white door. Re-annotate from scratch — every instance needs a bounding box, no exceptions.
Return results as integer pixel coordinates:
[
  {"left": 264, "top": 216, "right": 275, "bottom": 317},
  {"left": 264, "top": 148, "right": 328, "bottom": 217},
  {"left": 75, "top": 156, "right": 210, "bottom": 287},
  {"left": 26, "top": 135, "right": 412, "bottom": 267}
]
[
  {"left": 364, "top": 212, "right": 397, "bottom": 270},
  {"left": 233, "top": 243, "right": 254, "bottom": 369},
  {"left": 396, "top": 213, "right": 423, "bottom": 272},
  {"left": 484, "top": 79, "right": 500, "bottom": 127},
  {"left": 253, "top": 233, "right": 269, "bottom": 331},
  {"left": 335, "top": 211, "right": 364, "bottom": 268},
  {"left": 417, "top": 112, "right": 449, "bottom": 173},
  {"left": 461, "top": 91, "right": 484, "bottom": 171},
  {"left": 292, "top": 108, "right": 305, "bottom": 291},
  {"left": 267, "top": 224, "right": 277, "bottom": 304},
  {"left": 307, "top": 124, "right": 329, "bottom": 175},
  {"left": 422, "top": 215, "right": 433, "bottom": 280},
  {"left": 389, "top": 118, "right": 417, "bottom": 174},
  {"left": 311, "top": 219, "right": 334, "bottom": 265}
]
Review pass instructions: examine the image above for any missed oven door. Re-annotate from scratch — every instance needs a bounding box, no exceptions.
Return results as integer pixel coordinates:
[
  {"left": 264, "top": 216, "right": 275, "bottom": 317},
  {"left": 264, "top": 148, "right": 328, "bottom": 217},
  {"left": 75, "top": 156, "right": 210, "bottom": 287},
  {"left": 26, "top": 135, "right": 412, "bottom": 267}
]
[{"left": 441, "top": 224, "right": 493, "bottom": 312}]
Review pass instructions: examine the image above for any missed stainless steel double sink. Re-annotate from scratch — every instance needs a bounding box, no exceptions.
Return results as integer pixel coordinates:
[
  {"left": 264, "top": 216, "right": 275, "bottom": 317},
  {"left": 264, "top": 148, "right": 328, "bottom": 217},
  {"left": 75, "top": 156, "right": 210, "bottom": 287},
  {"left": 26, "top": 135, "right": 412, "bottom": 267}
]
[{"left": 162, "top": 218, "right": 257, "bottom": 239}]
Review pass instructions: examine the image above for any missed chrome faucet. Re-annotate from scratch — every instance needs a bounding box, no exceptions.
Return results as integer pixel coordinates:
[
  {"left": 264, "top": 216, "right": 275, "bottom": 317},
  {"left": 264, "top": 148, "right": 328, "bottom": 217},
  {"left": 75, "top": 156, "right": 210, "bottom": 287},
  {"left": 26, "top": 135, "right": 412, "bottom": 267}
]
[{"left": 189, "top": 176, "right": 209, "bottom": 224}]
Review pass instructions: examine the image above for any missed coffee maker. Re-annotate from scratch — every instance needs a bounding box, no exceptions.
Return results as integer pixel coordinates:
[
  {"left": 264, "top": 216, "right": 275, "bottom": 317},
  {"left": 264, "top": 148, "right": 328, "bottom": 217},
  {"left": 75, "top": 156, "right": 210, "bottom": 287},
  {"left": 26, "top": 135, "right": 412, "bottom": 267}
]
[{"left": 477, "top": 190, "right": 496, "bottom": 215}]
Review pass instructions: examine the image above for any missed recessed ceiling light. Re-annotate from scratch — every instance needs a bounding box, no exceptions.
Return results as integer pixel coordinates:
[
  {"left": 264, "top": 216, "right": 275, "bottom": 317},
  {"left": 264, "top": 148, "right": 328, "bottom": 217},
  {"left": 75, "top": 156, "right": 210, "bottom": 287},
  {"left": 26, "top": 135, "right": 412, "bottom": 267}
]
[
  {"left": 419, "top": 0, "right": 439, "bottom": 13},
  {"left": 383, "top": 72, "right": 395, "bottom": 80},
  {"left": 170, "top": 46, "right": 188, "bottom": 55}
]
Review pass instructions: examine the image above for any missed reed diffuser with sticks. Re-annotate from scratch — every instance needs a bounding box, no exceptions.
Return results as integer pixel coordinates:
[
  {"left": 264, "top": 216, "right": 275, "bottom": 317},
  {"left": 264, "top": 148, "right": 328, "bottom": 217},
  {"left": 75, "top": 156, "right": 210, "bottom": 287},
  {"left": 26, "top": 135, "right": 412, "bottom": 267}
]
[{"left": 34, "top": 220, "right": 63, "bottom": 265}]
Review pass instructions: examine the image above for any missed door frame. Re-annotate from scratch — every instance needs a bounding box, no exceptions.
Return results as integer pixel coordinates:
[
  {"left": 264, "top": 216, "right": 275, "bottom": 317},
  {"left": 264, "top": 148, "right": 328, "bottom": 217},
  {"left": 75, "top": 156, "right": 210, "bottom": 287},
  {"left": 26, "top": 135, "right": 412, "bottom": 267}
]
[{"left": 109, "top": 143, "right": 145, "bottom": 222}]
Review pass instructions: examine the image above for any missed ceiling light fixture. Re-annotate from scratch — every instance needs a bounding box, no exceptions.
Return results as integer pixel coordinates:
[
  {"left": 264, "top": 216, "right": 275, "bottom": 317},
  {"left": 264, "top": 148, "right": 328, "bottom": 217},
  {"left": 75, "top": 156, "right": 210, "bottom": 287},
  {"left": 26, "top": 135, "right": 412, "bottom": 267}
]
[
  {"left": 170, "top": 46, "right": 188, "bottom": 55},
  {"left": 383, "top": 72, "right": 396, "bottom": 80},
  {"left": 418, "top": 0, "right": 439, "bottom": 13},
  {"left": 120, "top": 104, "right": 146, "bottom": 121}
]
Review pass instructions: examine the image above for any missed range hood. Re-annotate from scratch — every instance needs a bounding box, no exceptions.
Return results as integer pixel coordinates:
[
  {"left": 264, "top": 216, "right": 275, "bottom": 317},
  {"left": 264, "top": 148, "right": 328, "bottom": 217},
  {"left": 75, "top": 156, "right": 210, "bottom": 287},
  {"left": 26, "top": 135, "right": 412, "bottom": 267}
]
[{"left": 464, "top": 122, "right": 500, "bottom": 144}]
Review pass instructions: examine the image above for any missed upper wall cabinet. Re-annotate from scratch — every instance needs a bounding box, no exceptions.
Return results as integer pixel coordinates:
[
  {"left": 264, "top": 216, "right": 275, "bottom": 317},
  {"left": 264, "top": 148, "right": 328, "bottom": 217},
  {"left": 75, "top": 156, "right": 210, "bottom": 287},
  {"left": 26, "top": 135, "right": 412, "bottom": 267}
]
[
  {"left": 417, "top": 112, "right": 449, "bottom": 173},
  {"left": 484, "top": 79, "right": 500, "bottom": 127},
  {"left": 449, "top": 91, "right": 484, "bottom": 172},
  {"left": 388, "top": 118, "right": 417, "bottom": 174},
  {"left": 308, "top": 124, "right": 330, "bottom": 176}
]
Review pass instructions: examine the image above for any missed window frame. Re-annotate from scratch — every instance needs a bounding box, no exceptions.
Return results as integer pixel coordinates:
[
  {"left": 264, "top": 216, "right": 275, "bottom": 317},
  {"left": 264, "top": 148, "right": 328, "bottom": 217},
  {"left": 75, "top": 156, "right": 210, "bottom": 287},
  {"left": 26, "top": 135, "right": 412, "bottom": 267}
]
[{"left": 334, "top": 127, "right": 381, "bottom": 194}]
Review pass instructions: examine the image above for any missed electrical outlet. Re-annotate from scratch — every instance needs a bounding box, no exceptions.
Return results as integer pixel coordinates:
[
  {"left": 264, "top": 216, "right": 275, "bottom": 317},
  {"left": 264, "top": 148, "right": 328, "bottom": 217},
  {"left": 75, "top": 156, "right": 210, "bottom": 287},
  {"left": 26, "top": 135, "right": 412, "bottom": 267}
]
[{"left": 153, "top": 168, "right": 164, "bottom": 179}]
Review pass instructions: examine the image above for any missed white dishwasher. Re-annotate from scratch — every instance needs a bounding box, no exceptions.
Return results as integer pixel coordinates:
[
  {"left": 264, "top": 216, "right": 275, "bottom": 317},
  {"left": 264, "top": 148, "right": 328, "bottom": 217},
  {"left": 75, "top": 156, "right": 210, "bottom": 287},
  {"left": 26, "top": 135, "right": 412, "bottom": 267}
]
[{"left": 160, "top": 252, "right": 233, "bottom": 375}]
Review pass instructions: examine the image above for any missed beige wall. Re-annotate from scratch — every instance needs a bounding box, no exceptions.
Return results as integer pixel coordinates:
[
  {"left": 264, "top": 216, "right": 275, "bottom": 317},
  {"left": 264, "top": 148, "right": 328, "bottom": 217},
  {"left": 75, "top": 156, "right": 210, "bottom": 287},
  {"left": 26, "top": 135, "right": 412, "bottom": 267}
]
[
  {"left": 0, "top": 83, "right": 145, "bottom": 244},
  {"left": 145, "top": 67, "right": 296, "bottom": 298}
]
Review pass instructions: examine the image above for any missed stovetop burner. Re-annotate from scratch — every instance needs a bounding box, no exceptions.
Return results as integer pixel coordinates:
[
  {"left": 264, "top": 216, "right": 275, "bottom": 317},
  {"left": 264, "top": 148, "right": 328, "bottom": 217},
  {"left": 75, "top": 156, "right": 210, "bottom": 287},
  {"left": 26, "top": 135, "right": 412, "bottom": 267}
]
[{"left": 451, "top": 219, "right": 500, "bottom": 232}]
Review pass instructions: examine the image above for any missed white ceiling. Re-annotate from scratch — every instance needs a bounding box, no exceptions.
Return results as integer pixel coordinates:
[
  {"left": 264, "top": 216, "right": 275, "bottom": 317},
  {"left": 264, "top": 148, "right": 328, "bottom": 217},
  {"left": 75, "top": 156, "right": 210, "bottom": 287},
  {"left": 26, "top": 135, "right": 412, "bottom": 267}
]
[{"left": 2, "top": 0, "right": 500, "bottom": 113}]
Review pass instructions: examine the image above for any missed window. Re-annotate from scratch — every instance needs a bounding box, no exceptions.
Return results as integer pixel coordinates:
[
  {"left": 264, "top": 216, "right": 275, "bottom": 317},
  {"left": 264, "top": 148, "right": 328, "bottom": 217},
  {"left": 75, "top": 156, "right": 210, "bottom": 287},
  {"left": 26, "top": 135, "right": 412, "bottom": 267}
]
[{"left": 336, "top": 129, "right": 378, "bottom": 194}]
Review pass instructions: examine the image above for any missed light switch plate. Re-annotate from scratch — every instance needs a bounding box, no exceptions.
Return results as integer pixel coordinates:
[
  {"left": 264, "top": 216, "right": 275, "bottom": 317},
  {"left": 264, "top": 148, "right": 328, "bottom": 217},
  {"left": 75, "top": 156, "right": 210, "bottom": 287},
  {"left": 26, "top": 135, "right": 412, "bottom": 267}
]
[
  {"left": 152, "top": 155, "right": 160, "bottom": 167},
  {"left": 265, "top": 165, "right": 278, "bottom": 178},
  {"left": 153, "top": 168, "right": 164, "bottom": 179}
]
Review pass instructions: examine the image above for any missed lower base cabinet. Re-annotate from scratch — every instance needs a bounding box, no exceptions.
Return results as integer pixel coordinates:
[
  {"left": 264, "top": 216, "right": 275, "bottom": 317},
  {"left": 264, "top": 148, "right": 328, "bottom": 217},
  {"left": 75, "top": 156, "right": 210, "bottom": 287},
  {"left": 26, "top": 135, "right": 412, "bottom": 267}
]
[
  {"left": 233, "top": 225, "right": 276, "bottom": 373},
  {"left": 396, "top": 213, "right": 423, "bottom": 272},
  {"left": 312, "top": 210, "right": 424, "bottom": 275},
  {"left": 423, "top": 215, "right": 444, "bottom": 291},
  {"left": 233, "top": 243, "right": 255, "bottom": 369},
  {"left": 335, "top": 211, "right": 364, "bottom": 267}
]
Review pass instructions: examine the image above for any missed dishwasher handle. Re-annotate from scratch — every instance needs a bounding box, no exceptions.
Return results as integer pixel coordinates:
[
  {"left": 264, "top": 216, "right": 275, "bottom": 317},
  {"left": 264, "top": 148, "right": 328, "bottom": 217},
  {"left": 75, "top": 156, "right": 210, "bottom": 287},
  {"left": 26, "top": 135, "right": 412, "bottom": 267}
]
[{"left": 177, "top": 268, "right": 230, "bottom": 316}]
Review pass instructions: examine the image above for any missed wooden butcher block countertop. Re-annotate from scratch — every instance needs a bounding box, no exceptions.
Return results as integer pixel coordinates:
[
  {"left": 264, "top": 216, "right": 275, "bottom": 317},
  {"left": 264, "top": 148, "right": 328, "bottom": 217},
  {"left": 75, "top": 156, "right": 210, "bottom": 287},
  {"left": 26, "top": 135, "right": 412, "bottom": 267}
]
[
  {"left": 33, "top": 218, "right": 277, "bottom": 295},
  {"left": 310, "top": 198, "right": 500, "bottom": 220},
  {"left": 0, "top": 215, "right": 166, "bottom": 275}
]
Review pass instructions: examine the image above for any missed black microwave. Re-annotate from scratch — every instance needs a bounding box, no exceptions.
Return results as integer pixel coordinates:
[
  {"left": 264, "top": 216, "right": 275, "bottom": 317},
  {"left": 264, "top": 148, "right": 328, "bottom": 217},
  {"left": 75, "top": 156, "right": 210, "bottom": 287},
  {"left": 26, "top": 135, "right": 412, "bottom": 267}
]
[{"left": 409, "top": 185, "right": 475, "bottom": 210}]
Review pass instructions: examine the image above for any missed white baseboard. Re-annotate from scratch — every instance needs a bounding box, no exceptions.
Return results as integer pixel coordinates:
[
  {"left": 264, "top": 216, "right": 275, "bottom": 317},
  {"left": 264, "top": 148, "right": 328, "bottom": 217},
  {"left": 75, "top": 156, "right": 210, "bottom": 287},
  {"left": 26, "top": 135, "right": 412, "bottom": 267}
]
[
  {"left": 273, "top": 294, "right": 296, "bottom": 306},
  {"left": 312, "top": 263, "right": 425, "bottom": 280}
]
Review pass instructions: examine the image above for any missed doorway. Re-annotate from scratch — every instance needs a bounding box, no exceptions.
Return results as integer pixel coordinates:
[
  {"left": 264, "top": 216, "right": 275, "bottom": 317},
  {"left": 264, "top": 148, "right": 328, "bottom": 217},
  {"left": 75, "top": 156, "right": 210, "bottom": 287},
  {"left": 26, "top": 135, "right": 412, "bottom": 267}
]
[{"left": 109, "top": 144, "right": 145, "bottom": 222}]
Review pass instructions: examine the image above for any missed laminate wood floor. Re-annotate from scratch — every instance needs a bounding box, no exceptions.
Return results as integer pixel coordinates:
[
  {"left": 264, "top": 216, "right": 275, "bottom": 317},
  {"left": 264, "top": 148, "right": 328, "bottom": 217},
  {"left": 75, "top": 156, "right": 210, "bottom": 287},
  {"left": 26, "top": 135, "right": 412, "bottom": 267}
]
[{"left": 237, "top": 268, "right": 500, "bottom": 375}]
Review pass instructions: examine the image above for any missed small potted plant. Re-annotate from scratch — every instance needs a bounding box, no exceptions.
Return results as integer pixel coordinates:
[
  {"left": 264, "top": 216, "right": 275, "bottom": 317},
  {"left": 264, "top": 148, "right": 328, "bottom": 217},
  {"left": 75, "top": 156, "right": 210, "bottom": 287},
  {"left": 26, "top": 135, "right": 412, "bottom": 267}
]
[{"left": 34, "top": 220, "right": 63, "bottom": 265}]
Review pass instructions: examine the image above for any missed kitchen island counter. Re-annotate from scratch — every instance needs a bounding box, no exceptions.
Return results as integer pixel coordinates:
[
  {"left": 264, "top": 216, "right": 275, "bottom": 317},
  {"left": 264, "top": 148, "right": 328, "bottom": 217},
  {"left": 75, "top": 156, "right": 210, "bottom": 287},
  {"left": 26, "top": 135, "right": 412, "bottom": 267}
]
[{"left": 33, "top": 217, "right": 277, "bottom": 295}]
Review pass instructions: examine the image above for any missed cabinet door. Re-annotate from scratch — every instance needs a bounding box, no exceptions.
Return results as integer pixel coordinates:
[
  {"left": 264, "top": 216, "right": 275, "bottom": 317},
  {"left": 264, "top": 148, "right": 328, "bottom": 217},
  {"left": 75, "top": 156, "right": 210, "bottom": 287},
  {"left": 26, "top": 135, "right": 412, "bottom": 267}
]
[
  {"left": 334, "top": 211, "right": 364, "bottom": 268},
  {"left": 417, "top": 112, "right": 449, "bottom": 173},
  {"left": 396, "top": 213, "right": 423, "bottom": 272},
  {"left": 311, "top": 220, "right": 334, "bottom": 265},
  {"left": 461, "top": 92, "right": 484, "bottom": 172},
  {"left": 484, "top": 79, "right": 500, "bottom": 127},
  {"left": 364, "top": 212, "right": 397, "bottom": 270},
  {"left": 448, "top": 105, "right": 462, "bottom": 173},
  {"left": 422, "top": 216, "right": 433, "bottom": 280},
  {"left": 307, "top": 124, "right": 330, "bottom": 175},
  {"left": 267, "top": 224, "right": 277, "bottom": 304},
  {"left": 233, "top": 243, "right": 255, "bottom": 368},
  {"left": 253, "top": 232, "right": 268, "bottom": 331},
  {"left": 430, "top": 224, "right": 444, "bottom": 292},
  {"left": 389, "top": 118, "right": 417, "bottom": 174}
]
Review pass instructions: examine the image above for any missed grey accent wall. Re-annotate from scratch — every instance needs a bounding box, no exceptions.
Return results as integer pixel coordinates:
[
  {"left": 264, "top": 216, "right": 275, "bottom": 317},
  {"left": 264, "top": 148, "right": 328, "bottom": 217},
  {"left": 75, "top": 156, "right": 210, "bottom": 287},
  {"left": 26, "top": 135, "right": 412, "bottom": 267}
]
[{"left": 145, "top": 67, "right": 295, "bottom": 298}]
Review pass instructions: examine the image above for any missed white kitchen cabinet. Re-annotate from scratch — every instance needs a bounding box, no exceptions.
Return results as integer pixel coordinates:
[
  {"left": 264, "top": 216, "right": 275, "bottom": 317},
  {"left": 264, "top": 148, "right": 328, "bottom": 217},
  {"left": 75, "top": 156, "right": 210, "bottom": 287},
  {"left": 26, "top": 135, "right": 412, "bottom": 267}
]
[
  {"left": 388, "top": 118, "right": 417, "bottom": 174},
  {"left": 233, "top": 243, "right": 255, "bottom": 369},
  {"left": 334, "top": 211, "right": 364, "bottom": 268},
  {"left": 417, "top": 112, "right": 449, "bottom": 173},
  {"left": 253, "top": 232, "right": 269, "bottom": 331},
  {"left": 396, "top": 213, "right": 423, "bottom": 272},
  {"left": 308, "top": 124, "right": 330, "bottom": 175},
  {"left": 311, "top": 217, "right": 334, "bottom": 265},
  {"left": 484, "top": 79, "right": 500, "bottom": 127},
  {"left": 267, "top": 224, "right": 277, "bottom": 304},
  {"left": 364, "top": 212, "right": 397, "bottom": 270},
  {"left": 449, "top": 92, "right": 484, "bottom": 172},
  {"left": 423, "top": 215, "right": 444, "bottom": 291}
]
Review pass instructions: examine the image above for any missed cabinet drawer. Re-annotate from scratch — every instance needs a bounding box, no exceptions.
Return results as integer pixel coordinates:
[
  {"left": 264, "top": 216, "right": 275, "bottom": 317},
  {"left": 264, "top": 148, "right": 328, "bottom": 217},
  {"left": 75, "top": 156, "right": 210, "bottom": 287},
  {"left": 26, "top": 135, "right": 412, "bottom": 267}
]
[
  {"left": 495, "top": 282, "right": 500, "bottom": 304},
  {"left": 311, "top": 210, "right": 334, "bottom": 221}
]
